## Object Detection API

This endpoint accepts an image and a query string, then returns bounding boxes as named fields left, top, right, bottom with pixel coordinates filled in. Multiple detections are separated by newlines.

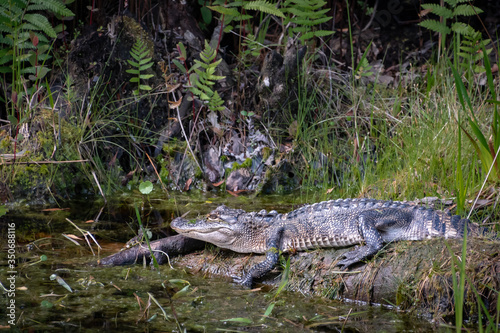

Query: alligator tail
left=449, top=215, right=495, bottom=238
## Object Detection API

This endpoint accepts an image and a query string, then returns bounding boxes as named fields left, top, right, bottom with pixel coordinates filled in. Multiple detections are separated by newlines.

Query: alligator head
left=171, top=205, right=274, bottom=254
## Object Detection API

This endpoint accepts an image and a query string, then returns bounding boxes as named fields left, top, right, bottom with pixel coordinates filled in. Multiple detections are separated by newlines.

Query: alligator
left=170, top=198, right=480, bottom=287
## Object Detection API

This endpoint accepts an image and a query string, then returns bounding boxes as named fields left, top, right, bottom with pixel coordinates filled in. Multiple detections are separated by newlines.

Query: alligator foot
left=232, top=273, right=253, bottom=288
left=336, top=245, right=379, bottom=269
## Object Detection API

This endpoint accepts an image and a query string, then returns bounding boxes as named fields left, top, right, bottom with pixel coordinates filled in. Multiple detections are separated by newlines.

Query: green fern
left=243, top=1, right=285, bottom=18
left=126, top=39, right=154, bottom=96
left=282, top=0, right=334, bottom=43
left=418, top=0, right=483, bottom=59
left=189, top=40, right=226, bottom=112
left=0, top=0, right=74, bottom=78
left=458, top=31, right=492, bottom=81
left=419, top=1, right=483, bottom=37
left=419, top=19, right=451, bottom=35
left=208, top=0, right=284, bottom=34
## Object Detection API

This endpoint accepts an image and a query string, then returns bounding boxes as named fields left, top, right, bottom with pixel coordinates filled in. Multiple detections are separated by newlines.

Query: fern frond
left=0, top=18, right=14, bottom=35
left=3, top=0, right=27, bottom=13
left=127, top=39, right=154, bottom=95
left=292, top=16, right=331, bottom=26
left=24, top=13, right=56, bottom=37
left=299, top=30, right=334, bottom=41
left=453, top=4, right=482, bottom=16
left=451, top=22, right=475, bottom=36
left=209, top=91, right=225, bottom=112
left=31, top=0, right=74, bottom=17
left=189, top=40, right=225, bottom=111
left=420, top=4, right=453, bottom=19
left=283, top=0, right=333, bottom=42
left=27, top=4, right=50, bottom=12
left=284, top=0, right=320, bottom=11
left=244, top=1, right=285, bottom=18
left=419, top=19, right=451, bottom=35
left=139, top=59, right=154, bottom=70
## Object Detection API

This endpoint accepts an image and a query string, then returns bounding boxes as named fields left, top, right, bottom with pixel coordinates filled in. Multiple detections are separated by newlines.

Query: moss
left=121, top=16, right=154, bottom=59
left=229, top=157, right=252, bottom=172
left=7, top=108, right=92, bottom=202
left=262, top=146, right=272, bottom=161
left=161, top=139, right=187, bottom=157
left=194, top=167, right=203, bottom=179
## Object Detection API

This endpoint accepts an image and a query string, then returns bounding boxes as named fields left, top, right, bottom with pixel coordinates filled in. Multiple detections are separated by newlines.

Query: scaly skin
left=171, top=198, right=478, bottom=287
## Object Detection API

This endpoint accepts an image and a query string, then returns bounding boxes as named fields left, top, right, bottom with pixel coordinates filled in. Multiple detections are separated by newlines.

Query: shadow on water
left=0, top=193, right=445, bottom=332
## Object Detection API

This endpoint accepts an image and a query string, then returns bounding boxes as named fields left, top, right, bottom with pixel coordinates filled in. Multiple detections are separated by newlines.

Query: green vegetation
left=188, top=40, right=225, bottom=113
left=282, top=0, right=334, bottom=43
left=418, top=0, right=483, bottom=58
left=0, top=0, right=74, bottom=116
left=126, top=39, right=154, bottom=96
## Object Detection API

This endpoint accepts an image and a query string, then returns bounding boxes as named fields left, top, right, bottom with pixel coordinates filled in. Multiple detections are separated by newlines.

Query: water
left=0, top=193, right=447, bottom=332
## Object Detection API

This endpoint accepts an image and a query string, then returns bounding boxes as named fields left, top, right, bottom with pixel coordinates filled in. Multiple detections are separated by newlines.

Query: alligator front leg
left=234, top=228, right=284, bottom=288
left=336, top=210, right=385, bottom=269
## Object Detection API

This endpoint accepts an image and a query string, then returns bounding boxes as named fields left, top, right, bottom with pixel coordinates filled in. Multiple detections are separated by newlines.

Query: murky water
left=0, top=193, right=449, bottom=331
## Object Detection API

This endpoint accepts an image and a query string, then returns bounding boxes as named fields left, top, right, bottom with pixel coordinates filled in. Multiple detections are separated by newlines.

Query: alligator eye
left=207, top=214, right=219, bottom=221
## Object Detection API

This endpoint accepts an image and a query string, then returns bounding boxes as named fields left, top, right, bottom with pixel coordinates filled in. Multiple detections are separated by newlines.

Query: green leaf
left=221, top=317, right=253, bottom=324
left=207, top=5, right=240, bottom=16
left=468, top=118, right=490, bottom=152
left=32, top=0, right=75, bottom=17
left=453, top=4, right=482, bottom=16
left=300, top=30, right=334, bottom=41
left=0, top=205, right=8, bottom=217
left=24, top=13, right=56, bottom=38
left=177, top=42, right=186, bottom=60
left=8, top=115, right=18, bottom=126
left=200, top=6, right=212, bottom=24
left=139, top=57, right=153, bottom=66
left=40, top=300, right=53, bottom=308
left=263, top=302, right=275, bottom=317
left=127, top=60, right=140, bottom=68
left=126, top=69, right=140, bottom=75
left=171, top=285, right=190, bottom=299
left=172, top=59, right=186, bottom=73
left=139, top=84, right=152, bottom=91
left=419, top=19, right=451, bottom=35
left=420, top=3, right=453, bottom=19
left=451, top=22, right=475, bottom=36
left=139, top=181, right=153, bottom=194
left=243, top=1, right=285, bottom=18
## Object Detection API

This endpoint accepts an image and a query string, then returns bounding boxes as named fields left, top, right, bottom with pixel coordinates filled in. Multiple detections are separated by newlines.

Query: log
left=99, top=234, right=205, bottom=266
left=172, top=237, right=500, bottom=323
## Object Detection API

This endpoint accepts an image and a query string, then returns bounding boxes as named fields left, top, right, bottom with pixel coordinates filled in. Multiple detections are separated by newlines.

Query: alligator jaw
left=171, top=217, right=238, bottom=248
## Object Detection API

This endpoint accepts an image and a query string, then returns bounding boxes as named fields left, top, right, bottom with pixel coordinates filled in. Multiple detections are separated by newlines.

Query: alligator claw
left=336, top=257, right=360, bottom=269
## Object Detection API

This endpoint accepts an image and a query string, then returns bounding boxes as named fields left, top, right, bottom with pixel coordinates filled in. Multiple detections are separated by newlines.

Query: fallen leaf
left=183, top=178, right=192, bottom=191
left=169, top=97, right=183, bottom=109
left=41, top=208, right=70, bottom=212
left=63, top=234, right=83, bottom=240
left=212, top=180, right=225, bottom=187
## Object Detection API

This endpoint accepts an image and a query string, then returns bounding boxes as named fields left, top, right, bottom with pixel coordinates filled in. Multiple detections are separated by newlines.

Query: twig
left=145, top=151, right=168, bottom=194
left=0, top=159, right=88, bottom=166
left=92, top=170, right=107, bottom=203
left=174, top=97, right=203, bottom=172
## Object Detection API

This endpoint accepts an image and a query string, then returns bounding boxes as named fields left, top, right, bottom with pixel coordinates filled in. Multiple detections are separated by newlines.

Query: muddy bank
left=171, top=237, right=500, bottom=323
